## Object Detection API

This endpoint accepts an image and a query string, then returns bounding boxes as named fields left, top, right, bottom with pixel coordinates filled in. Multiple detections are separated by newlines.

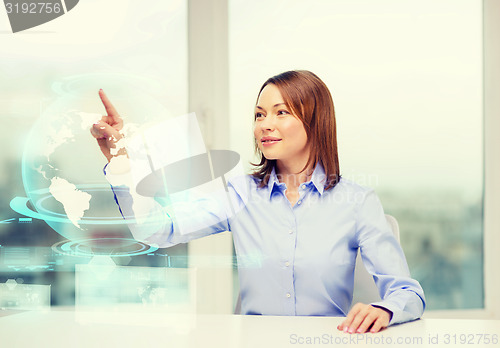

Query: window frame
left=190, top=0, right=500, bottom=318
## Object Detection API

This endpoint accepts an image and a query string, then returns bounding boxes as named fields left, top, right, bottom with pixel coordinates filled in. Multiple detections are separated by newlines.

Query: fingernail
left=357, top=328, right=362, bottom=333
left=343, top=327, right=348, bottom=333
left=348, top=328, right=354, bottom=334
left=370, top=329, right=376, bottom=333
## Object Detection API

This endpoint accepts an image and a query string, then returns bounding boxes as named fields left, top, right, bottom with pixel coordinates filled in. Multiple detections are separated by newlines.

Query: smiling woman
left=249, top=71, right=423, bottom=333
left=252, top=71, right=340, bottom=197
left=95, top=69, right=425, bottom=334
left=253, top=84, right=310, bottom=204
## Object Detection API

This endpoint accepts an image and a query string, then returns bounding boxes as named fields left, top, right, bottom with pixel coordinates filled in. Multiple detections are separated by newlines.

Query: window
left=0, top=0, right=188, bottom=305
left=229, top=0, right=483, bottom=310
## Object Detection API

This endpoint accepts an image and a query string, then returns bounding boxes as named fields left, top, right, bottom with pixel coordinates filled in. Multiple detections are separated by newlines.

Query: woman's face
left=253, top=84, right=310, bottom=167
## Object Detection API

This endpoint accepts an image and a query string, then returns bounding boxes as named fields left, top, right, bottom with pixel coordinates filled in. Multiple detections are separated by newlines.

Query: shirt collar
left=266, top=167, right=283, bottom=199
left=310, top=162, right=326, bottom=195
left=266, top=162, right=326, bottom=199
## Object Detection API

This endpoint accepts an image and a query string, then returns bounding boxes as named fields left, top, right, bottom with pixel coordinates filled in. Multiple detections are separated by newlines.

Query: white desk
left=0, top=309, right=499, bottom=347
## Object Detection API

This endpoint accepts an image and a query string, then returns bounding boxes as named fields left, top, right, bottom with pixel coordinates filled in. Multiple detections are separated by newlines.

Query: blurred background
left=0, top=0, right=494, bottom=317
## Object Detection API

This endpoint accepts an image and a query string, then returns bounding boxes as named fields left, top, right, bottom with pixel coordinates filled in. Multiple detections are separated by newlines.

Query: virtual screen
left=0, top=0, right=212, bottom=310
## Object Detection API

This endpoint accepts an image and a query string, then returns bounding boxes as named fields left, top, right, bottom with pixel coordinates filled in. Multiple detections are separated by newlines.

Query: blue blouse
left=108, top=163, right=425, bottom=326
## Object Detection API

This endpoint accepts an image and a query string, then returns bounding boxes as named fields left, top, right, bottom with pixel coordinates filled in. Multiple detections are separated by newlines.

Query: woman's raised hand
left=90, top=89, right=125, bottom=162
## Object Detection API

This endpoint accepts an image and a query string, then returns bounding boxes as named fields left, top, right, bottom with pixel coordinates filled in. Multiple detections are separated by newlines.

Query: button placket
left=282, top=204, right=298, bottom=315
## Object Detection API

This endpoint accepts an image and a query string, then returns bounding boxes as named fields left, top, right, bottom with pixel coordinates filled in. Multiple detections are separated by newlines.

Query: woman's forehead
left=256, top=84, right=285, bottom=107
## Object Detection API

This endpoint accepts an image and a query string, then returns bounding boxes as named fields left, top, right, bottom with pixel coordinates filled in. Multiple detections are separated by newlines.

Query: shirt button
left=301, top=184, right=306, bottom=189
left=286, top=293, right=291, bottom=298
left=297, top=200, right=302, bottom=205
left=285, top=261, right=290, bottom=267
left=288, top=229, right=293, bottom=234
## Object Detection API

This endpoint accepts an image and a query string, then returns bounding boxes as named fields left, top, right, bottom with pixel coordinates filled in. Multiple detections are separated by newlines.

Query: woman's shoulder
left=330, top=176, right=375, bottom=199
left=336, top=176, right=373, bottom=192
left=226, top=173, right=260, bottom=192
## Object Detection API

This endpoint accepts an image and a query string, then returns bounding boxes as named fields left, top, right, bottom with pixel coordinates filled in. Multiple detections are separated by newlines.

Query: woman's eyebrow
left=255, top=103, right=286, bottom=110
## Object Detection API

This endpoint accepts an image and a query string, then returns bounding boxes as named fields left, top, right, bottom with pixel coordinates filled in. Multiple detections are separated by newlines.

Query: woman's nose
left=260, top=115, right=275, bottom=131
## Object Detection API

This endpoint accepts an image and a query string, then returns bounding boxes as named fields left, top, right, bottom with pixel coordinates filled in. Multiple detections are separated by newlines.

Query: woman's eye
left=277, top=110, right=290, bottom=115
left=255, top=112, right=265, bottom=119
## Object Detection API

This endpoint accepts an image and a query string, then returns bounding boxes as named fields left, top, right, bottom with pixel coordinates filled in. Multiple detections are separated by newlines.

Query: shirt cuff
left=370, top=302, right=397, bottom=326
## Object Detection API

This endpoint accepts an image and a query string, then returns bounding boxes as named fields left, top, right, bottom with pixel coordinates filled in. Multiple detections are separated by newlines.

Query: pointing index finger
left=99, top=89, right=121, bottom=122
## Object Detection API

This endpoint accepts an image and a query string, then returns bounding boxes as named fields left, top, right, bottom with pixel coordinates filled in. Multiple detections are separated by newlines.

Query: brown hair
left=251, top=70, right=341, bottom=191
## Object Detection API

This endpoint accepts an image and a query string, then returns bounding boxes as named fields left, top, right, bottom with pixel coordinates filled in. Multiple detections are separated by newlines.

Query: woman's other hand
left=90, top=89, right=125, bottom=162
left=337, top=303, right=392, bottom=334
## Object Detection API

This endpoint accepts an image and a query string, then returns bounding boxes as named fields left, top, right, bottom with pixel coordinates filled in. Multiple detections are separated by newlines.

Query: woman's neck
left=276, top=160, right=314, bottom=191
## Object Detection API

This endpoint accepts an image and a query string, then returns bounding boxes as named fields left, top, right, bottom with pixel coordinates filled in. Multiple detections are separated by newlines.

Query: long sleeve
left=355, top=189, right=426, bottom=326
left=104, top=160, right=231, bottom=248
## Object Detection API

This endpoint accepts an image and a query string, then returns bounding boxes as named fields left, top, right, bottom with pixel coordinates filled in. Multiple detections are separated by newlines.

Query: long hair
left=251, top=70, right=341, bottom=191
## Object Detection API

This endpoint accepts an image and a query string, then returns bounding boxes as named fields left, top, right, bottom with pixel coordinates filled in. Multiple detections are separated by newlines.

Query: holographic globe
left=11, top=74, right=171, bottom=255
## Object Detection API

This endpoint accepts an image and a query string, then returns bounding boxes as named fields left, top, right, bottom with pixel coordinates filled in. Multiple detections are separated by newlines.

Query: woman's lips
left=261, top=138, right=282, bottom=146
